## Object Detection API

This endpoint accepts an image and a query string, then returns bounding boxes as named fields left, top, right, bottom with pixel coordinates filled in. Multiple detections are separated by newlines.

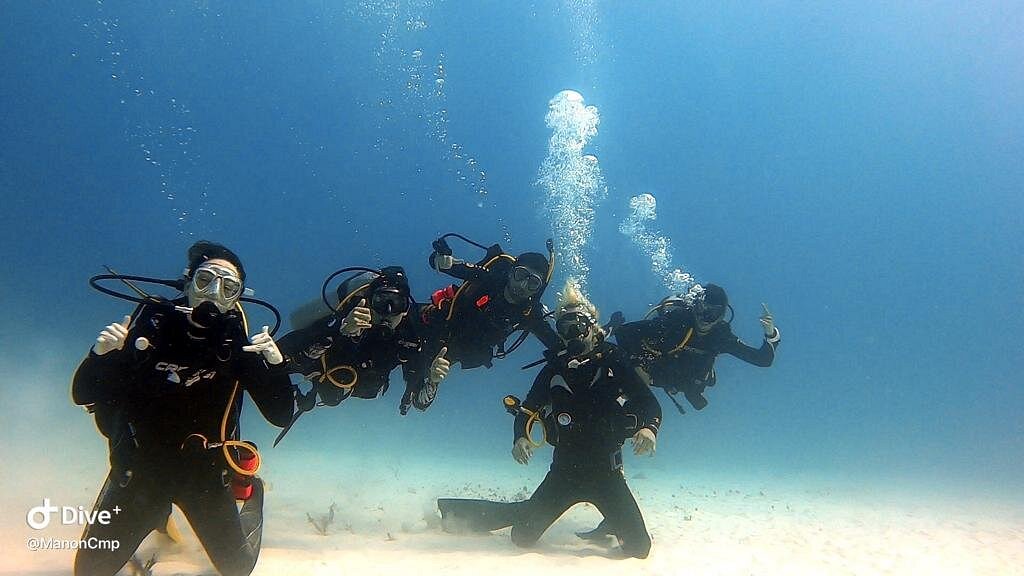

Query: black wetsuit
left=277, top=305, right=430, bottom=412
left=71, top=302, right=293, bottom=576
left=438, top=341, right=661, bottom=559
left=614, top=306, right=780, bottom=410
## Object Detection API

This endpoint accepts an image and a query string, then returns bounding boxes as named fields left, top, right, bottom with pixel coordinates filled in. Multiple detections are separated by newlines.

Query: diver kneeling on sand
left=437, top=279, right=661, bottom=559
left=72, top=241, right=294, bottom=576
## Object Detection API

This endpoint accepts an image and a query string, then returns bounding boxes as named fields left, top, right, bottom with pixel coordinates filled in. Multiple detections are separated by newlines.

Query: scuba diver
left=575, top=283, right=779, bottom=542
left=437, top=280, right=661, bottom=559
left=72, top=241, right=294, bottom=576
left=275, top=265, right=450, bottom=439
left=612, top=283, right=780, bottom=413
left=404, top=234, right=560, bottom=412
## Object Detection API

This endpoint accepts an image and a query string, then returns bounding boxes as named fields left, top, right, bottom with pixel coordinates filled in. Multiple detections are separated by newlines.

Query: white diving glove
left=631, top=428, right=657, bottom=456
left=93, top=315, right=132, bottom=356
left=434, top=254, right=457, bottom=270
left=428, top=346, right=450, bottom=385
left=760, top=303, right=779, bottom=340
left=243, top=325, right=284, bottom=365
left=512, top=437, right=534, bottom=465
left=340, top=299, right=373, bottom=336
left=416, top=347, right=449, bottom=407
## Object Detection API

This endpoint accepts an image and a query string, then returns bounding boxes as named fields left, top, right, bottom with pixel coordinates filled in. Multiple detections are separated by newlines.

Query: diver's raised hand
left=434, top=254, right=456, bottom=271
left=631, top=428, right=657, bottom=456
left=759, top=303, right=778, bottom=339
left=93, top=315, right=132, bottom=355
left=341, top=299, right=372, bottom=336
left=428, top=346, right=450, bottom=385
left=512, top=437, right=533, bottom=465
left=243, top=325, right=284, bottom=365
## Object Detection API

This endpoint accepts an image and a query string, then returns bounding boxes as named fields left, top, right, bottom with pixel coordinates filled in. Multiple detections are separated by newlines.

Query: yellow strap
left=668, top=327, right=694, bottom=356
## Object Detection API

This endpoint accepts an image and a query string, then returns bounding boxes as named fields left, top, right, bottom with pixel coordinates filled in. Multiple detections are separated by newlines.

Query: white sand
left=2, top=447, right=1022, bottom=576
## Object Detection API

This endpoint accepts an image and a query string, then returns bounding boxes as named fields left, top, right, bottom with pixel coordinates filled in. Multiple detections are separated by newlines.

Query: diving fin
left=238, top=477, right=264, bottom=553
left=437, top=498, right=522, bottom=533
left=274, top=389, right=316, bottom=447
left=273, top=412, right=300, bottom=447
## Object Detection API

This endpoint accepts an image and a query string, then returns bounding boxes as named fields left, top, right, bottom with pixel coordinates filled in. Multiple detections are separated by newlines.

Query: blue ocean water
left=1, top=0, right=1021, bottom=509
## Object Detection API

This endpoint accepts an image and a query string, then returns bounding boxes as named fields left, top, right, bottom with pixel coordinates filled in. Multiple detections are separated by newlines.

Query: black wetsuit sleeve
left=526, top=308, right=561, bottom=350
left=276, top=317, right=333, bottom=360
left=718, top=325, right=779, bottom=367
left=430, top=255, right=491, bottom=282
left=72, top=305, right=148, bottom=405
left=72, top=349, right=136, bottom=405
left=237, top=353, right=295, bottom=428
left=514, top=367, right=553, bottom=443
left=613, top=352, right=662, bottom=436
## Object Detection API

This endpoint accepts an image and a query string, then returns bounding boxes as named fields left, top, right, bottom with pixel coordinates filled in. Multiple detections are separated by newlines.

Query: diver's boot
left=576, top=518, right=615, bottom=541
left=238, top=476, right=265, bottom=552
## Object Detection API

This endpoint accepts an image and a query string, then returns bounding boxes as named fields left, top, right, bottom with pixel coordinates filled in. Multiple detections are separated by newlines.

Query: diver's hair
left=186, top=240, right=246, bottom=281
left=556, top=277, right=604, bottom=335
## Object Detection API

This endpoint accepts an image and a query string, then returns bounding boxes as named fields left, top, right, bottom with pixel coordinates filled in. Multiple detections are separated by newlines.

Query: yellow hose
left=335, top=282, right=372, bottom=313
left=321, top=362, right=358, bottom=389
left=505, top=396, right=546, bottom=448
left=220, top=303, right=260, bottom=477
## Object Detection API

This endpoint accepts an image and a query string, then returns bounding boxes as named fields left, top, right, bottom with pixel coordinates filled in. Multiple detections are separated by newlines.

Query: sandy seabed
left=2, top=447, right=1021, bottom=576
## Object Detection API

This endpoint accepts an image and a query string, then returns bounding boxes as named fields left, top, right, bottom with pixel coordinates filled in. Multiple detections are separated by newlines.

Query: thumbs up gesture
left=341, top=299, right=373, bottom=336
left=93, top=315, right=132, bottom=355
left=428, top=346, right=450, bottom=385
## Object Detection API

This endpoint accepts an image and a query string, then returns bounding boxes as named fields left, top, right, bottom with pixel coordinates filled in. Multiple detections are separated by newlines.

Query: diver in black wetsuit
left=72, top=242, right=294, bottom=576
left=437, top=281, right=661, bottom=559
left=613, top=283, right=780, bottom=412
left=403, top=235, right=560, bottom=411
left=576, top=283, right=780, bottom=542
left=276, top=266, right=449, bottom=427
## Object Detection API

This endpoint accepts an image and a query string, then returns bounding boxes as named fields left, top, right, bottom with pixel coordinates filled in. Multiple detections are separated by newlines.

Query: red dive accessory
left=232, top=448, right=260, bottom=500
left=431, top=285, right=457, bottom=308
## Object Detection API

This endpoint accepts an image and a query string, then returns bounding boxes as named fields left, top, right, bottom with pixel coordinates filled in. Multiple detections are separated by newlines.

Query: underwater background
left=1, top=0, right=1022, bottom=554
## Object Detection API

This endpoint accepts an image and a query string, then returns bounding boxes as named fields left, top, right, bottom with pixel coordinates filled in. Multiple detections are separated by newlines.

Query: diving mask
left=556, top=311, right=594, bottom=340
left=370, top=287, right=408, bottom=316
left=697, top=301, right=725, bottom=324
left=510, top=266, right=544, bottom=296
left=187, top=263, right=243, bottom=312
